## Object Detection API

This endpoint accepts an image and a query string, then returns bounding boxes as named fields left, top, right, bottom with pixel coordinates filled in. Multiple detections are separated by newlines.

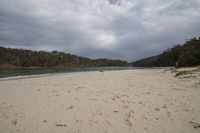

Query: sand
left=0, top=68, right=200, bottom=133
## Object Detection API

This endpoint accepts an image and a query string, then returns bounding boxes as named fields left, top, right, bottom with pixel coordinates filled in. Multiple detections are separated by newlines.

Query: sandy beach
left=0, top=68, right=200, bottom=133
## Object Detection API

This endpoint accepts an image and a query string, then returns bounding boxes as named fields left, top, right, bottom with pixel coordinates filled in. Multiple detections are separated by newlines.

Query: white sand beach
left=0, top=68, right=200, bottom=133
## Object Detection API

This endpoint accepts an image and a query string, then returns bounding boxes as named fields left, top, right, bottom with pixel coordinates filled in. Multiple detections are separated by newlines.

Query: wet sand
left=0, top=68, right=200, bottom=133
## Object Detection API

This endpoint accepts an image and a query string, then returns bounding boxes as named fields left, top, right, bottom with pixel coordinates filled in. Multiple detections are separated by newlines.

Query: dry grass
left=170, top=66, right=200, bottom=78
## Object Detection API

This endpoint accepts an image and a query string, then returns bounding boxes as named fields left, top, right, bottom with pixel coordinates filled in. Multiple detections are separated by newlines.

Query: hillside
left=0, top=47, right=131, bottom=68
left=133, top=37, right=200, bottom=67
left=131, top=55, right=159, bottom=67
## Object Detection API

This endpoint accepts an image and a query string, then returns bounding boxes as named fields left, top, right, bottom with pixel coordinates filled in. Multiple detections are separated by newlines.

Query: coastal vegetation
left=0, top=47, right=131, bottom=68
left=132, top=37, right=200, bottom=67
left=171, top=67, right=200, bottom=78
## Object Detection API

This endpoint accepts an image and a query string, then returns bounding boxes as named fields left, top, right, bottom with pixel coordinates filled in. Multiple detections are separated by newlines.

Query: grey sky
left=0, top=0, right=200, bottom=61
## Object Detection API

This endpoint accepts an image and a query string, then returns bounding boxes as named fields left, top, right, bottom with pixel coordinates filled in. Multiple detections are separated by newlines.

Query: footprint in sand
left=112, top=95, right=121, bottom=100
left=162, top=104, right=167, bottom=108
left=142, top=115, right=148, bottom=120
left=138, top=101, right=145, bottom=106
left=124, top=110, right=135, bottom=127
left=11, top=119, right=17, bottom=126
left=56, top=124, right=67, bottom=127
left=155, top=107, right=160, bottom=111
left=55, top=94, right=60, bottom=97
left=89, top=98, right=98, bottom=101
left=66, top=105, right=73, bottom=110
left=189, top=121, right=200, bottom=128
left=146, top=92, right=151, bottom=94
left=138, top=102, right=143, bottom=104
left=122, top=105, right=129, bottom=109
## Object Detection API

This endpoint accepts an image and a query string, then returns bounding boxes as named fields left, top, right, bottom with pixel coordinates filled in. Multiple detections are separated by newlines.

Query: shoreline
left=1, top=66, right=197, bottom=81
left=0, top=67, right=173, bottom=80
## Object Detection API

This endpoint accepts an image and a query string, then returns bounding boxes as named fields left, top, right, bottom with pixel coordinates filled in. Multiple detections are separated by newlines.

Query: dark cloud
left=0, top=0, right=199, bottom=61
left=108, top=0, right=120, bottom=5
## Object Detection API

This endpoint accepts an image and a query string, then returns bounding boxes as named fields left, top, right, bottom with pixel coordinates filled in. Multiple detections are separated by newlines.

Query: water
left=0, top=67, right=140, bottom=78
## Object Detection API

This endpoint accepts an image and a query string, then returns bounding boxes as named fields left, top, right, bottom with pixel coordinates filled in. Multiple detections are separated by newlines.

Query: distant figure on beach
left=176, top=61, right=179, bottom=67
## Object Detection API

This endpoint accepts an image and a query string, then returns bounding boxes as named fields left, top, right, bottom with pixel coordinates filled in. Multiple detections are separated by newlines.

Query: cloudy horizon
left=0, top=0, right=200, bottom=61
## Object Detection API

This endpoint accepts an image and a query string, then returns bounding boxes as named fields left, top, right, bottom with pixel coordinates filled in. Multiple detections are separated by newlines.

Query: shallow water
left=0, top=67, right=141, bottom=78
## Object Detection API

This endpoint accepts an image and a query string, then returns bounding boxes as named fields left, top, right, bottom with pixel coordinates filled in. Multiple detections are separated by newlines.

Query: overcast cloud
left=0, top=0, right=200, bottom=61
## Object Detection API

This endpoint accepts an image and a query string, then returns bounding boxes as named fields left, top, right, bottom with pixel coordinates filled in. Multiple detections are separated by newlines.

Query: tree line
left=132, top=37, right=200, bottom=67
left=0, top=47, right=131, bottom=68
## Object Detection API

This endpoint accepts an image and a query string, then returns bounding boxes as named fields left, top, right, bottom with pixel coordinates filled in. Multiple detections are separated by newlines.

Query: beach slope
left=0, top=68, right=200, bottom=133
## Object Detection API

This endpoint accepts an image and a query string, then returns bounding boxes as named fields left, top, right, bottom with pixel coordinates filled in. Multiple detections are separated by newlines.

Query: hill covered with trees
left=132, top=37, right=200, bottom=67
left=0, top=47, right=131, bottom=68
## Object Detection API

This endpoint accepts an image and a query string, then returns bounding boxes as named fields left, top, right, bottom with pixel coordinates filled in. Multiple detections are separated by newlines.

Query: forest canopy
left=132, top=37, right=200, bottom=67
left=0, top=47, right=131, bottom=68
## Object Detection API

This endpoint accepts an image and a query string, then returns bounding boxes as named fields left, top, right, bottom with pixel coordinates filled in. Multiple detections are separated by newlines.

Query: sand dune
left=0, top=68, right=200, bottom=133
